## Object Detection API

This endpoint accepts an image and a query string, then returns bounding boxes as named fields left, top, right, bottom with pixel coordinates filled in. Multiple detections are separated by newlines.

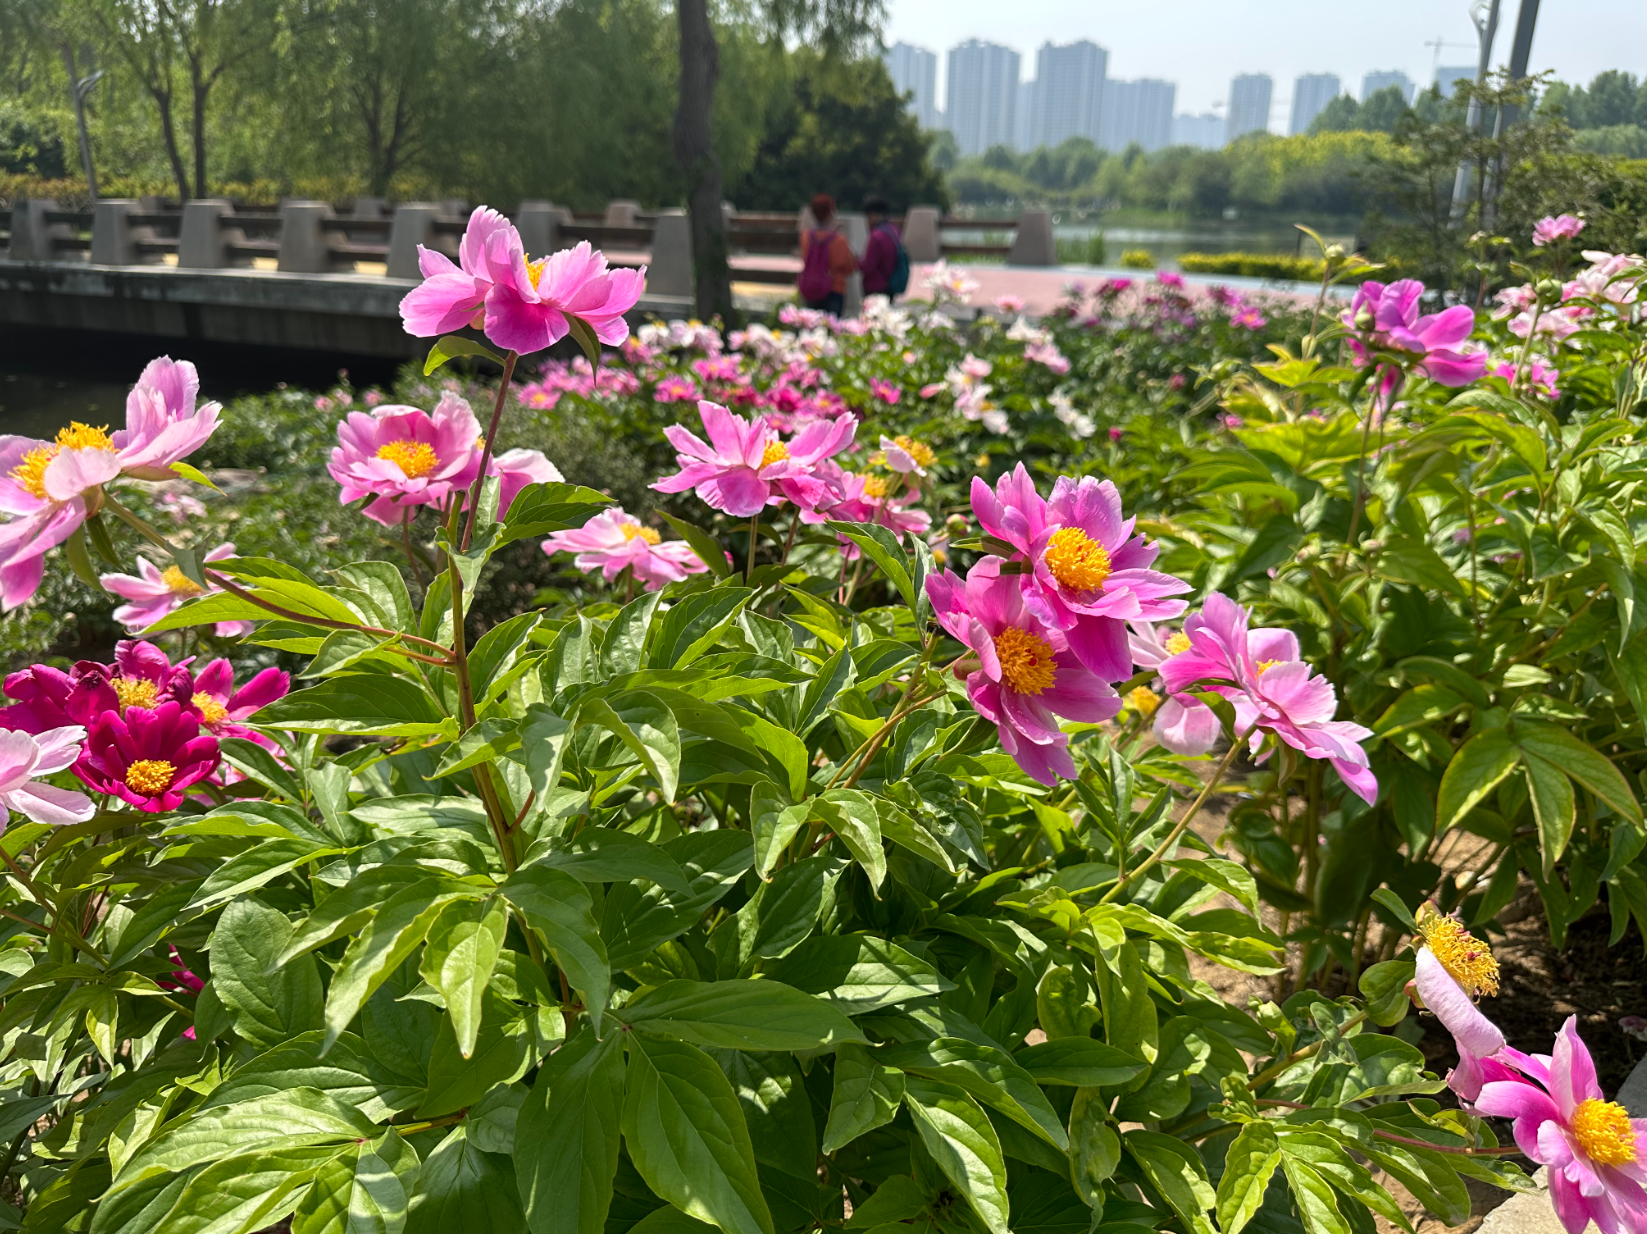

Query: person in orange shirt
left=797, top=193, right=857, bottom=316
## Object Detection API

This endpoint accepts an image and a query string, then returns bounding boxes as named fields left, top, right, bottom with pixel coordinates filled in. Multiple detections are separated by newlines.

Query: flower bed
left=0, top=212, right=1641, bottom=1234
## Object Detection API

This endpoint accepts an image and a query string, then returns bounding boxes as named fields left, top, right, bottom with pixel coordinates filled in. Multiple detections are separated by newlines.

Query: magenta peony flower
left=1128, top=622, right=1222, bottom=755
left=112, top=357, right=223, bottom=481
left=970, top=464, right=1190, bottom=682
left=1474, top=1018, right=1647, bottom=1234
left=328, top=393, right=483, bottom=526
left=869, top=379, right=901, bottom=405
left=1160, top=592, right=1377, bottom=804
left=1342, top=278, right=1486, bottom=387
left=654, top=375, right=700, bottom=404
left=0, top=726, right=95, bottom=827
left=0, top=641, right=197, bottom=750
left=78, top=699, right=220, bottom=812
left=1533, top=215, right=1586, bottom=246
left=1490, top=359, right=1561, bottom=397
left=189, top=658, right=290, bottom=746
left=398, top=206, right=516, bottom=337
left=543, top=507, right=711, bottom=590
left=651, top=401, right=855, bottom=518
left=926, top=557, right=1121, bottom=785
left=482, top=238, right=645, bottom=355
left=101, top=542, right=251, bottom=637
left=1157, top=270, right=1185, bottom=289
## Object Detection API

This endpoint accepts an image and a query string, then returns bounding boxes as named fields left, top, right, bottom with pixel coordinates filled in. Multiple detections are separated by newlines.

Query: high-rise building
left=1031, top=40, right=1108, bottom=148
left=946, top=39, right=1021, bottom=156
left=1014, top=80, right=1037, bottom=150
left=1289, top=73, right=1341, bottom=135
left=884, top=42, right=939, bottom=129
left=1435, top=65, right=1477, bottom=95
left=1099, top=79, right=1176, bottom=153
left=1362, top=69, right=1415, bottom=103
left=1172, top=112, right=1224, bottom=149
left=1226, top=74, right=1273, bottom=141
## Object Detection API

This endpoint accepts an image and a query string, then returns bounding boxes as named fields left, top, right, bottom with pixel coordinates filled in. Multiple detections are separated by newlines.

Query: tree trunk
left=156, top=90, right=191, bottom=202
left=190, top=58, right=209, bottom=198
left=58, top=42, right=99, bottom=198
left=672, top=0, right=734, bottom=323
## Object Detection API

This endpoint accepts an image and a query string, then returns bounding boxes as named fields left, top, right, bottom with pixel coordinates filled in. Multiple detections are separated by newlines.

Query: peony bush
left=0, top=207, right=1639, bottom=1233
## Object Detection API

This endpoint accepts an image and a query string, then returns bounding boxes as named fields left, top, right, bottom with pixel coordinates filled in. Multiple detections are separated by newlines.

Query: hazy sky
left=884, top=0, right=1647, bottom=124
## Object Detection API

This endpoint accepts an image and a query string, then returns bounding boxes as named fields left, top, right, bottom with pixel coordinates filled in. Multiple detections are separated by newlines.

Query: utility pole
left=1481, top=0, right=1539, bottom=227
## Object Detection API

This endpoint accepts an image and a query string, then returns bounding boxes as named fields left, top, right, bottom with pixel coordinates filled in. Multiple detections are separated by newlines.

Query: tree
left=729, top=50, right=945, bottom=211
left=1309, top=93, right=1361, bottom=133
left=673, top=0, right=882, bottom=322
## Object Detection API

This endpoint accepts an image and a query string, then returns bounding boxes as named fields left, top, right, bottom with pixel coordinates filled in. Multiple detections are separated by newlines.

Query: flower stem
left=0, top=848, right=105, bottom=964
left=1249, top=1009, right=1369, bottom=1088
left=746, top=513, right=760, bottom=584
left=1100, top=732, right=1248, bottom=904
left=461, top=350, right=519, bottom=552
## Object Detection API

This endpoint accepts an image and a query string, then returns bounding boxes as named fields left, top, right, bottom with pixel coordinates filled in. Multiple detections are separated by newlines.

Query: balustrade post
left=7, top=199, right=72, bottom=262
left=386, top=204, right=444, bottom=280
left=517, top=201, right=571, bottom=258
left=648, top=208, right=693, bottom=299
left=1008, top=208, right=1055, bottom=267
left=178, top=200, right=239, bottom=269
left=91, top=200, right=143, bottom=265
left=902, top=206, right=942, bottom=263
left=278, top=200, right=337, bottom=274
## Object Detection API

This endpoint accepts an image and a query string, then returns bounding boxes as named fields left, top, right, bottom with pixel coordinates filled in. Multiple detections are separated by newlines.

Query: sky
left=883, top=0, right=1647, bottom=126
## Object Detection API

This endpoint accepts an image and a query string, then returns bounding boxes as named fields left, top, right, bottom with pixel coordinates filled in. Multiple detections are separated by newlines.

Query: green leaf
left=660, top=514, right=731, bottom=579
left=901, top=1077, right=1010, bottom=1234
left=499, top=866, right=611, bottom=1033
left=565, top=315, right=602, bottom=369
left=825, top=520, right=919, bottom=614
left=751, top=784, right=807, bottom=879
left=418, top=993, right=533, bottom=1117
left=735, top=855, right=839, bottom=963
left=1370, top=889, right=1417, bottom=932
left=882, top=1037, right=1067, bottom=1150
left=579, top=692, right=682, bottom=803
left=715, top=1051, right=816, bottom=1179
left=797, top=643, right=858, bottom=737
left=1358, top=960, right=1416, bottom=1027
left=518, top=1030, right=625, bottom=1234
left=418, top=898, right=508, bottom=1058
left=303, top=629, right=399, bottom=678
left=818, top=789, right=885, bottom=891
left=1012, top=1038, right=1146, bottom=1088
left=617, top=979, right=865, bottom=1050
left=765, top=934, right=953, bottom=1013
left=1123, top=1130, right=1216, bottom=1234
left=1069, top=1087, right=1121, bottom=1206
left=209, top=898, right=325, bottom=1050
left=187, top=839, right=345, bottom=911
left=622, top=1034, right=774, bottom=1234
left=334, top=560, right=416, bottom=633
left=1435, top=728, right=1519, bottom=831
left=257, top=675, right=452, bottom=738
left=821, top=1042, right=905, bottom=1153
left=649, top=589, right=753, bottom=670
left=148, top=1143, right=346, bottom=1234
left=1160, top=857, right=1259, bottom=916
left=1522, top=752, right=1577, bottom=871
left=1215, top=1121, right=1280, bottom=1234
left=406, top=1125, right=523, bottom=1232
left=1514, top=721, right=1643, bottom=824
left=499, top=483, right=616, bottom=547
left=423, top=333, right=507, bottom=375
left=1280, top=1158, right=1351, bottom=1234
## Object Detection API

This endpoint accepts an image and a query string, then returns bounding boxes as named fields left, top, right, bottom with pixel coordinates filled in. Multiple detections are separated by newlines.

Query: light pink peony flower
left=488, top=449, right=561, bottom=516
left=1474, top=1018, right=1647, bottom=1234
left=879, top=435, right=934, bottom=477
left=112, top=357, right=222, bottom=481
left=101, top=543, right=251, bottom=637
left=482, top=238, right=646, bottom=355
left=0, top=425, right=124, bottom=610
left=328, top=393, right=483, bottom=526
left=1160, top=592, right=1377, bottom=804
left=1128, top=622, right=1221, bottom=755
left=994, top=294, right=1025, bottom=313
left=655, top=375, right=699, bottom=404
left=1024, top=341, right=1071, bottom=374
left=869, top=379, right=901, bottom=405
left=651, top=401, right=855, bottom=518
left=1342, top=278, right=1486, bottom=387
left=0, top=725, right=95, bottom=827
left=543, top=507, right=710, bottom=590
left=1532, top=214, right=1585, bottom=246
left=926, top=557, right=1121, bottom=785
left=398, top=206, right=516, bottom=337
left=1490, top=359, right=1561, bottom=397
left=971, top=464, right=1190, bottom=682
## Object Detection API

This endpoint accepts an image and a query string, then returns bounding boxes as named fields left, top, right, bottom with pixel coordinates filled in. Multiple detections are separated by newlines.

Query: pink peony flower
left=543, top=507, right=710, bottom=590
left=1108, top=427, right=1124, bottom=442
left=970, top=464, right=1190, bottom=682
left=78, top=699, right=220, bottom=812
left=994, top=294, right=1025, bottom=313
left=869, top=379, right=901, bottom=405
left=926, top=557, right=1121, bottom=785
left=398, top=206, right=516, bottom=337
left=1157, top=270, right=1185, bottom=289
left=1490, top=359, right=1561, bottom=397
left=651, top=401, right=855, bottom=518
left=1342, top=278, right=1486, bottom=387
left=189, top=658, right=290, bottom=746
left=879, top=435, right=934, bottom=477
left=112, top=357, right=223, bottom=481
left=1532, top=215, right=1585, bottom=246
left=0, top=725, right=95, bottom=827
left=157, top=491, right=207, bottom=524
left=1128, top=622, right=1222, bottom=755
left=1231, top=305, right=1267, bottom=329
left=101, top=543, right=252, bottom=638
left=488, top=449, right=561, bottom=515
left=1160, top=592, right=1377, bottom=804
left=0, top=424, right=125, bottom=610
left=655, top=375, right=700, bottom=404
left=482, top=238, right=645, bottom=355
left=827, top=472, right=932, bottom=553
left=1024, top=342, right=1071, bottom=374
left=328, top=393, right=483, bottom=526
left=0, top=640, right=189, bottom=738
left=1474, top=1018, right=1647, bottom=1234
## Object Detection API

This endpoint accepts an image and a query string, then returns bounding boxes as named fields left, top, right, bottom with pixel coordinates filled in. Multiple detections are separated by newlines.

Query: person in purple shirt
left=860, top=195, right=901, bottom=299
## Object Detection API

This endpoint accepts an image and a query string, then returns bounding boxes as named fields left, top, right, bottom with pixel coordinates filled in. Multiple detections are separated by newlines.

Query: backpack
left=883, top=224, right=911, bottom=297
left=798, top=229, right=836, bottom=303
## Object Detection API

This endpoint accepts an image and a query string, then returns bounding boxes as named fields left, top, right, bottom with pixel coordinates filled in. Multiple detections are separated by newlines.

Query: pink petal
left=1414, top=948, right=1505, bottom=1058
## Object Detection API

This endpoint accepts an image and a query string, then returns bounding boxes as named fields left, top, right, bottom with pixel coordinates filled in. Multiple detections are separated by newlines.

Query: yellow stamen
left=162, top=566, right=205, bottom=597
left=861, top=476, right=889, bottom=499
left=894, top=435, right=936, bottom=467
left=1129, top=686, right=1160, bottom=716
left=124, top=759, right=176, bottom=795
left=525, top=257, right=548, bottom=290
left=56, top=422, right=114, bottom=452
left=1416, top=904, right=1499, bottom=999
left=1043, top=527, right=1112, bottom=592
left=1257, top=659, right=1282, bottom=675
left=995, top=626, right=1057, bottom=695
left=112, top=677, right=161, bottom=711
left=191, top=693, right=229, bottom=727
left=376, top=440, right=440, bottom=479
left=11, top=446, right=57, bottom=501
left=1572, top=1099, right=1637, bottom=1167
left=760, top=441, right=790, bottom=468
left=621, top=523, right=662, bottom=545
left=1165, top=632, right=1192, bottom=655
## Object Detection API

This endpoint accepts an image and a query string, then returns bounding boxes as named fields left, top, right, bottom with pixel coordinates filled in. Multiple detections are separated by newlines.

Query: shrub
left=1177, top=251, right=1327, bottom=281
left=1119, top=247, right=1154, bottom=268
